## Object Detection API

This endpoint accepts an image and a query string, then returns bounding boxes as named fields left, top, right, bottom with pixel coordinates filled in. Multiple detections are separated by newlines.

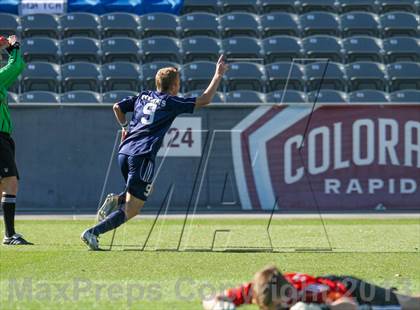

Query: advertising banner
left=232, top=105, right=420, bottom=211
left=20, top=0, right=66, bottom=15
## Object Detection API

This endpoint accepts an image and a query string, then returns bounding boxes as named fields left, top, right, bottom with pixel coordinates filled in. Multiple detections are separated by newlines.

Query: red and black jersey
left=224, top=272, right=351, bottom=307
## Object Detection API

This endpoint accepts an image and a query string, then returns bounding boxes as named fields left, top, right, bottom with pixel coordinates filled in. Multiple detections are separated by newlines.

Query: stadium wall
left=9, top=103, right=420, bottom=214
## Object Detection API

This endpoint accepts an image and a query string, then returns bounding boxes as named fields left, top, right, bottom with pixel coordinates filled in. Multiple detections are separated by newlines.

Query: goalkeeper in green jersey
left=0, top=35, right=32, bottom=245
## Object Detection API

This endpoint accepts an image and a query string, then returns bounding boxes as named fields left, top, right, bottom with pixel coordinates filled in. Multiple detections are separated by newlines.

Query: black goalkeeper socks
left=1, top=194, right=16, bottom=237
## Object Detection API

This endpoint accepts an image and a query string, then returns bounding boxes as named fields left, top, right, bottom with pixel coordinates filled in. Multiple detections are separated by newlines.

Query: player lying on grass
left=203, top=265, right=420, bottom=310
left=0, top=35, right=32, bottom=245
left=81, top=55, right=229, bottom=250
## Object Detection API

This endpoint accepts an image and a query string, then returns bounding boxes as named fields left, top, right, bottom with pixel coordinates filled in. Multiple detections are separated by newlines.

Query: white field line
left=6, top=213, right=420, bottom=220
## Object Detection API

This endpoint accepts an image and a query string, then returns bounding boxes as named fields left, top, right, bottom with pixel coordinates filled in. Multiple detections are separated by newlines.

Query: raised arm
left=0, top=36, right=26, bottom=90
left=196, top=55, right=229, bottom=108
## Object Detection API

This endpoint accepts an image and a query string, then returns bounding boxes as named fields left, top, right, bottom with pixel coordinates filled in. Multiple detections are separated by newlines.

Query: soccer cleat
left=80, top=229, right=99, bottom=251
left=96, top=193, right=121, bottom=222
left=3, top=233, right=33, bottom=245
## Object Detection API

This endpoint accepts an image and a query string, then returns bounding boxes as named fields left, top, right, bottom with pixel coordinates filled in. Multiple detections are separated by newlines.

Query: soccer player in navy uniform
left=81, top=55, right=229, bottom=250
left=0, top=35, right=32, bottom=245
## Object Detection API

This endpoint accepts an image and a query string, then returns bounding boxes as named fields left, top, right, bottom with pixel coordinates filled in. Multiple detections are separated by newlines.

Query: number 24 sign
left=157, top=117, right=202, bottom=157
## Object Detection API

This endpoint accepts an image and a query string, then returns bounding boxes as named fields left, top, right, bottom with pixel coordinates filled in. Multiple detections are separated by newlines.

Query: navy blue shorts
left=118, top=154, right=154, bottom=201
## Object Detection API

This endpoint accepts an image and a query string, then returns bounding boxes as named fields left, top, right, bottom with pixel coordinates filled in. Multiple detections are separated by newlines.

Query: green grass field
left=1, top=217, right=419, bottom=309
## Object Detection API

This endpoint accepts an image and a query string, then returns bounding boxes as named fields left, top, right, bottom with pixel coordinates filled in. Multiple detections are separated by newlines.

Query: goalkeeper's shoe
left=3, top=233, right=33, bottom=245
left=97, top=193, right=120, bottom=222
left=81, top=229, right=99, bottom=251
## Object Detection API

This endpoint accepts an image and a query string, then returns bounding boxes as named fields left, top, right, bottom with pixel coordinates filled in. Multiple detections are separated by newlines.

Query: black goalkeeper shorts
left=325, top=275, right=400, bottom=307
left=0, top=132, right=19, bottom=179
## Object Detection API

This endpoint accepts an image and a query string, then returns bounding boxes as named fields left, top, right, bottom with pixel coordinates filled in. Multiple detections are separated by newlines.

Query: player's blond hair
left=253, top=265, right=293, bottom=310
left=155, top=67, right=179, bottom=93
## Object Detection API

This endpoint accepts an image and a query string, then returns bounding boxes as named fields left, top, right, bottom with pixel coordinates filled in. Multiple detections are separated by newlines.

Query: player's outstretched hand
left=7, top=35, right=17, bottom=47
left=215, top=55, right=229, bottom=77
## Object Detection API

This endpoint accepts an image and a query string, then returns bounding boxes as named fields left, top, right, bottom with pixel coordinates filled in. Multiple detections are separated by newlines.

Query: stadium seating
left=300, top=0, right=338, bottom=13
left=102, top=90, right=138, bottom=103
left=181, top=37, right=221, bottom=62
left=219, top=0, right=259, bottom=14
left=389, top=90, right=420, bottom=102
left=141, top=61, right=180, bottom=90
left=0, top=13, right=19, bottom=37
left=21, top=38, right=60, bottom=63
left=21, top=62, right=61, bottom=93
left=346, top=62, right=388, bottom=91
left=383, top=37, right=420, bottom=63
left=379, top=0, right=419, bottom=13
left=305, top=61, right=347, bottom=91
left=140, top=13, right=179, bottom=38
left=180, top=13, right=219, bottom=37
left=219, top=13, right=260, bottom=38
left=308, top=90, right=348, bottom=103
left=184, top=90, right=225, bottom=103
left=19, top=91, right=60, bottom=104
left=102, top=62, right=141, bottom=92
left=181, top=0, right=219, bottom=14
left=265, top=62, right=305, bottom=91
left=8, top=80, right=19, bottom=94
left=341, top=12, right=381, bottom=37
left=224, top=62, right=266, bottom=92
left=222, top=37, right=262, bottom=60
left=225, top=90, right=266, bottom=103
left=302, top=35, right=344, bottom=62
left=260, top=12, right=300, bottom=37
left=20, top=14, right=60, bottom=38
left=266, top=90, right=307, bottom=103
left=380, top=12, right=420, bottom=37
left=101, top=37, right=140, bottom=63
left=61, top=37, right=101, bottom=63
left=343, top=36, right=384, bottom=63
left=181, top=61, right=216, bottom=92
left=61, top=91, right=102, bottom=104
left=300, top=12, right=340, bottom=36
left=8, top=92, right=18, bottom=104
left=141, top=36, right=181, bottom=63
left=60, top=13, right=101, bottom=38
left=262, top=36, right=303, bottom=63
left=61, top=62, right=102, bottom=92
left=348, top=90, right=390, bottom=103
left=339, top=0, right=379, bottom=13
left=387, top=62, right=420, bottom=91
left=100, top=13, right=140, bottom=38
left=2, top=0, right=419, bottom=104
left=260, top=0, right=298, bottom=13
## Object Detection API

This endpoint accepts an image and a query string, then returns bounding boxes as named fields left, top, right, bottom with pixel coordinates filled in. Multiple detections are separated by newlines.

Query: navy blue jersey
left=117, top=91, right=196, bottom=157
